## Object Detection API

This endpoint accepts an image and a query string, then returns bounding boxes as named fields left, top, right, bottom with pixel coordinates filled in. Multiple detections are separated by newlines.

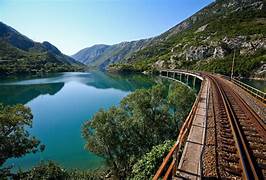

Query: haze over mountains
left=0, top=22, right=83, bottom=75
left=72, top=0, right=266, bottom=78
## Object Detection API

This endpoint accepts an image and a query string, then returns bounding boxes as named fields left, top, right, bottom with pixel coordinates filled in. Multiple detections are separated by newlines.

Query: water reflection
left=87, top=71, right=155, bottom=91
left=0, top=83, right=64, bottom=105
left=0, top=71, right=155, bottom=105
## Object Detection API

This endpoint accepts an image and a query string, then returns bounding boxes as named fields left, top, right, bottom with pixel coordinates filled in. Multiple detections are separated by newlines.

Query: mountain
left=72, top=44, right=110, bottom=65
left=0, top=22, right=83, bottom=76
left=74, top=0, right=266, bottom=78
left=112, top=0, right=266, bottom=78
left=72, top=39, right=151, bottom=69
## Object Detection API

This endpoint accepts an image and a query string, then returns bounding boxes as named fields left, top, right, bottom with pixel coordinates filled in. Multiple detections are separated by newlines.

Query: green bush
left=130, top=140, right=175, bottom=180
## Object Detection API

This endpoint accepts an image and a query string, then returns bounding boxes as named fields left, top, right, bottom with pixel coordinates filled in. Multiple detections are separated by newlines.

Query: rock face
left=225, top=36, right=266, bottom=54
left=254, top=64, right=266, bottom=79
left=156, top=33, right=266, bottom=73
left=195, top=24, right=208, bottom=33
left=154, top=60, right=166, bottom=69
left=185, top=46, right=214, bottom=61
left=213, top=46, right=227, bottom=58
left=170, top=35, right=266, bottom=61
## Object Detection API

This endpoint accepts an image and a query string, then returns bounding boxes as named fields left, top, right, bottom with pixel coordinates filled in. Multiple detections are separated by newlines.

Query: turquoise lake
left=0, top=71, right=157, bottom=171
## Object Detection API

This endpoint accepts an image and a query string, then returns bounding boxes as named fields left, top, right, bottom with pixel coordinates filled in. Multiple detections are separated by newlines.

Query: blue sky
left=0, top=0, right=213, bottom=55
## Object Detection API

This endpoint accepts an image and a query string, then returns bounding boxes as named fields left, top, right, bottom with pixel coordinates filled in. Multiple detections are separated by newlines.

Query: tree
left=82, top=84, right=195, bottom=178
left=82, top=107, right=128, bottom=177
left=120, top=85, right=176, bottom=150
left=0, top=104, right=44, bottom=176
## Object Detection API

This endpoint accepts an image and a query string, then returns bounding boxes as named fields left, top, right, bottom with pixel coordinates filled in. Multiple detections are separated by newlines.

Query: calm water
left=240, top=79, right=266, bottom=92
left=0, top=71, right=156, bottom=171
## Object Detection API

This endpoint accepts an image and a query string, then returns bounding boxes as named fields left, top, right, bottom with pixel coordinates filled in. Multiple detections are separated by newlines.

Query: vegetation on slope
left=0, top=41, right=84, bottom=76
left=130, top=140, right=175, bottom=180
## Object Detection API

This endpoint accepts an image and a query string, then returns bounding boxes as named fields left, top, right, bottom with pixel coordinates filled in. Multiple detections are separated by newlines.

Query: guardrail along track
left=205, top=74, right=266, bottom=179
left=231, top=78, right=266, bottom=104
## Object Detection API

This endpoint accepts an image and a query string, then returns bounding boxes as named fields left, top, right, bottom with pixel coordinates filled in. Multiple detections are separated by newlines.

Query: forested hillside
left=0, top=22, right=84, bottom=76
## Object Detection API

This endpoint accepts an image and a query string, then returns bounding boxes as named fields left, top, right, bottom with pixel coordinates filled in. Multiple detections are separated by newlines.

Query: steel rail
left=154, top=71, right=263, bottom=179
left=207, top=74, right=260, bottom=179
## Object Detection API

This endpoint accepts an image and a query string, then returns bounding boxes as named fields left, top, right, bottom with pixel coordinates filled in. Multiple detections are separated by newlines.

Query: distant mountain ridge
left=72, top=39, right=152, bottom=69
left=73, top=0, right=265, bottom=78
left=72, top=44, right=110, bottom=64
left=0, top=22, right=83, bottom=75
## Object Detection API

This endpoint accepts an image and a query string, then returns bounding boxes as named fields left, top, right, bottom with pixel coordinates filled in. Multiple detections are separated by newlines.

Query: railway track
left=204, top=74, right=266, bottom=179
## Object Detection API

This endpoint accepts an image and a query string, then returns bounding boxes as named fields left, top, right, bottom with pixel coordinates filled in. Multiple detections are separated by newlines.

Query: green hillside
left=108, top=0, right=266, bottom=78
left=0, top=22, right=84, bottom=76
